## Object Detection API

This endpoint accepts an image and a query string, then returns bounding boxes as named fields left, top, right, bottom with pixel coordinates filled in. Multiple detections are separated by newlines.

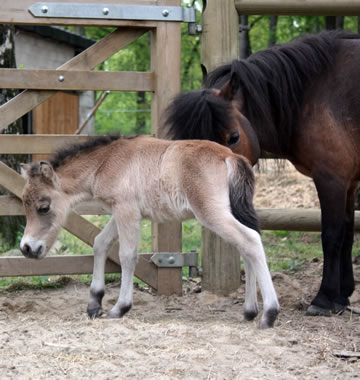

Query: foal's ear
left=20, top=163, right=31, bottom=179
left=39, top=161, right=54, bottom=181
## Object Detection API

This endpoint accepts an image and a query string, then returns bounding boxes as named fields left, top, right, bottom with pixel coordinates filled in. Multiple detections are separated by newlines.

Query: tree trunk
left=325, top=16, right=344, bottom=30
left=239, top=15, right=251, bottom=59
left=0, top=25, right=27, bottom=247
left=268, top=16, right=278, bottom=48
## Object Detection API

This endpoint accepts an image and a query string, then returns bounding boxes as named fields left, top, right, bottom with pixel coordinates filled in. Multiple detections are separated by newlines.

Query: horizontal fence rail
left=234, top=0, right=360, bottom=15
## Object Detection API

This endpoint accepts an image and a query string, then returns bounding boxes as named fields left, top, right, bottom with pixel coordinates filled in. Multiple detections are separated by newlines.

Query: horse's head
left=164, top=86, right=260, bottom=165
left=19, top=161, right=67, bottom=259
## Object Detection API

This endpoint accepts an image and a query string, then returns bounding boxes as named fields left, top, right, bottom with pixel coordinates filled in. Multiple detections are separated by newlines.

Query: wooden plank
left=0, top=27, right=149, bottom=131
left=3, top=197, right=360, bottom=232
left=201, top=227, right=242, bottom=295
left=234, top=0, right=360, bottom=15
left=0, top=0, right=158, bottom=26
left=0, top=253, right=156, bottom=287
left=0, top=255, right=120, bottom=277
left=150, top=3, right=182, bottom=296
left=201, top=0, right=239, bottom=73
left=33, top=92, right=79, bottom=161
left=0, top=69, right=154, bottom=92
left=0, top=135, right=89, bottom=154
left=200, top=0, right=241, bottom=296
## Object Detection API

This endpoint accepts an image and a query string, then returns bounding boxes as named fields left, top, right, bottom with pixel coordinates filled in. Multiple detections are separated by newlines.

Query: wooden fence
left=0, top=0, right=183, bottom=296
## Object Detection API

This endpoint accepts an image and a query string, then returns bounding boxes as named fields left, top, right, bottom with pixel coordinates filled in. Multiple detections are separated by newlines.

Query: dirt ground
left=1, top=161, right=360, bottom=380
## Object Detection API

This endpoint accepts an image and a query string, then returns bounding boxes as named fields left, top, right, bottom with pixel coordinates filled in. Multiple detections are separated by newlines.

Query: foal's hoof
left=106, top=304, right=132, bottom=319
left=259, top=307, right=279, bottom=329
left=244, top=308, right=258, bottom=321
left=87, top=307, right=103, bottom=319
left=305, top=305, right=331, bottom=317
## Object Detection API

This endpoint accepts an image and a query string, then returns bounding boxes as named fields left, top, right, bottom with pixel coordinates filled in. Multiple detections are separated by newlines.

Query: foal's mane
left=206, top=30, right=360, bottom=154
left=49, top=135, right=123, bottom=170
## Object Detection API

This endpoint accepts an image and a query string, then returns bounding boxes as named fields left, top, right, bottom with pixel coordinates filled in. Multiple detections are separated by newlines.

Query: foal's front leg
left=87, top=217, right=118, bottom=318
left=107, top=209, right=140, bottom=318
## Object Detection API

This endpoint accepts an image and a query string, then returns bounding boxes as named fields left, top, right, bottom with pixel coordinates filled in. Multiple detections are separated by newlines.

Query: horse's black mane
left=164, top=89, right=232, bottom=144
left=205, top=30, right=360, bottom=154
left=49, top=135, right=123, bottom=170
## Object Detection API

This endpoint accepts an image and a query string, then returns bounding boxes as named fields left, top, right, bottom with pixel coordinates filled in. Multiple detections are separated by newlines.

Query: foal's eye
left=227, top=132, right=240, bottom=146
left=38, top=205, right=50, bottom=214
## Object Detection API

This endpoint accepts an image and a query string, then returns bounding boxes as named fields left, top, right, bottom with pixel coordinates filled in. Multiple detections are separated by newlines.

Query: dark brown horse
left=164, top=30, right=360, bottom=317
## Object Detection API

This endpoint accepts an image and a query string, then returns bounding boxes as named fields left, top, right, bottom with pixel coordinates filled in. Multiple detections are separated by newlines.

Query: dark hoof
left=305, top=305, right=331, bottom=317
left=259, top=307, right=279, bottom=329
left=106, top=304, right=132, bottom=319
left=87, top=307, right=103, bottom=319
left=333, top=303, right=348, bottom=315
left=244, top=309, right=258, bottom=321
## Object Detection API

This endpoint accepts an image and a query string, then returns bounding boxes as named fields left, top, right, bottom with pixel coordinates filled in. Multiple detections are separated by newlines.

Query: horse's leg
left=335, top=183, right=357, bottom=311
left=107, top=208, right=140, bottom=319
left=87, top=217, right=118, bottom=318
left=307, top=173, right=349, bottom=315
left=196, top=210, right=279, bottom=328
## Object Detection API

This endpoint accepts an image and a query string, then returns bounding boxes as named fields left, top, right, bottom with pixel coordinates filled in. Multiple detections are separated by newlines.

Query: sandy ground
left=1, top=160, right=360, bottom=380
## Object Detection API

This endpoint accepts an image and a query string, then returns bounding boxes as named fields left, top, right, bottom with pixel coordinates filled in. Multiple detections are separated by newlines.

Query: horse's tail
left=226, top=156, right=259, bottom=233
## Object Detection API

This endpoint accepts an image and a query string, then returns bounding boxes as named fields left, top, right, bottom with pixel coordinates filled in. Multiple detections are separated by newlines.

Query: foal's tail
left=226, top=156, right=259, bottom=233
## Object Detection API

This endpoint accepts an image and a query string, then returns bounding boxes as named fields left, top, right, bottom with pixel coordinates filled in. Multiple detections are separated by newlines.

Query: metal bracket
left=151, top=250, right=198, bottom=268
left=29, top=3, right=196, bottom=23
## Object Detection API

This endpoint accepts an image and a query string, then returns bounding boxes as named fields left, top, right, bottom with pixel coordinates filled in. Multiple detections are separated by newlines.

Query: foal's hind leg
left=107, top=207, right=141, bottom=318
left=88, top=217, right=118, bottom=318
left=196, top=210, right=279, bottom=328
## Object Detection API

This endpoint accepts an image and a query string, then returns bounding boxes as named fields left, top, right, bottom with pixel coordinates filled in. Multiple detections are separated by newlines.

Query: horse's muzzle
left=20, top=239, right=45, bottom=259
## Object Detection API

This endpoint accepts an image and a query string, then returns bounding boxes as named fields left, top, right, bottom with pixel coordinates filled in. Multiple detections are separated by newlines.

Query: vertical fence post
left=150, top=0, right=182, bottom=296
left=201, top=0, right=241, bottom=295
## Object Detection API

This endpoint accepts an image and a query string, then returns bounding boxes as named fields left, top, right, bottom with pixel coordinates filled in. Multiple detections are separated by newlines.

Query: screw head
left=58, top=75, right=65, bottom=82
left=41, top=5, right=48, bottom=14
left=168, top=256, right=175, bottom=265
left=162, top=9, right=169, bottom=17
left=103, top=7, right=109, bottom=15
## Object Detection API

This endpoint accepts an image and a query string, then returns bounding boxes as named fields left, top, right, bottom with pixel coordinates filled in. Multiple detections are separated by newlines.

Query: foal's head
left=20, top=161, right=66, bottom=259
left=164, top=84, right=260, bottom=165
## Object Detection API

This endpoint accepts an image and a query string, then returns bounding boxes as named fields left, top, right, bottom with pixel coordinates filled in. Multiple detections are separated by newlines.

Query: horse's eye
left=227, top=132, right=240, bottom=146
left=38, top=205, right=50, bottom=214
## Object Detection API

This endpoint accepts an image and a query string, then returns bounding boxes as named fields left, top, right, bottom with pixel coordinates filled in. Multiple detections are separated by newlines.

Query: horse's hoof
left=333, top=303, right=348, bottom=315
left=260, top=307, right=279, bottom=329
left=244, top=308, right=258, bottom=321
left=305, top=305, right=331, bottom=317
left=87, top=307, right=103, bottom=319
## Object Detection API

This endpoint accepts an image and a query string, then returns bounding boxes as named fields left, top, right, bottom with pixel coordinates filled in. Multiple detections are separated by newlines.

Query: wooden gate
left=0, top=0, right=191, bottom=295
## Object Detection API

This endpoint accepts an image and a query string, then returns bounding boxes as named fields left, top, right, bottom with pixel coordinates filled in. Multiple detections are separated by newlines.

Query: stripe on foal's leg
left=242, top=257, right=259, bottom=321
left=106, top=213, right=140, bottom=319
left=88, top=217, right=118, bottom=319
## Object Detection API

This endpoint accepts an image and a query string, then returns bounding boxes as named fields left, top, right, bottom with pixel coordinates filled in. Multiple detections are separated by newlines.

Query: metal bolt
left=168, top=256, right=175, bottom=265
left=41, top=5, right=48, bottom=14
left=58, top=75, right=65, bottom=82
left=103, top=7, right=109, bottom=15
left=162, top=9, right=169, bottom=17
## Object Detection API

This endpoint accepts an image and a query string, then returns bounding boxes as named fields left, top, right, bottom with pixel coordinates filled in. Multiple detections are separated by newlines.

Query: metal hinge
left=29, top=3, right=196, bottom=23
left=151, top=250, right=198, bottom=269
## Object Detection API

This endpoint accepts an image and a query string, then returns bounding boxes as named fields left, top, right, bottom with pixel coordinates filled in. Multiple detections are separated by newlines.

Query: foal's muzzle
left=20, top=238, right=45, bottom=259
